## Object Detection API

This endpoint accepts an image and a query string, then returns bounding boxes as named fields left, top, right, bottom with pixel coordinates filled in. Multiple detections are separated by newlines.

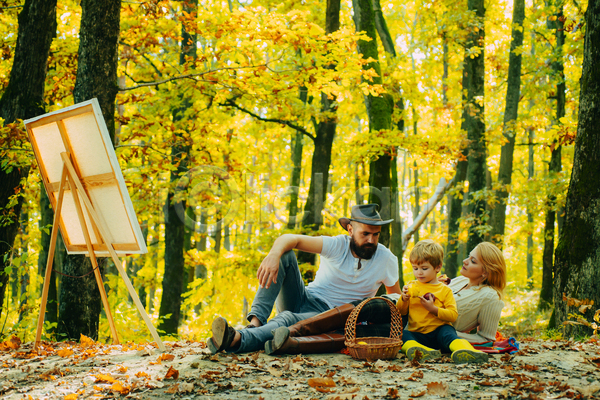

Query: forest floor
left=1, top=336, right=599, bottom=400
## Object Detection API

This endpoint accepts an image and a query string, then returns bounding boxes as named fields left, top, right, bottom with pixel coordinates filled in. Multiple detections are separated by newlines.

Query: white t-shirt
left=305, top=235, right=399, bottom=308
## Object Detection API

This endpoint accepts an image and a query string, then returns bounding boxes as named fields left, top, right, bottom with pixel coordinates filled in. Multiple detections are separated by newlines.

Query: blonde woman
left=448, top=242, right=507, bottom=343
left=266, top=241, right=507, bottom=355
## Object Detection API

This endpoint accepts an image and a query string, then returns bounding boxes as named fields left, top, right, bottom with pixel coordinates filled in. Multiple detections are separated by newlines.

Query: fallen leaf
left=80, top=334, right=96, bottom=347
left=0, top=336, right=21, bottom=351
left=408, top=370, right=424, bottom=381
left=94, top=374, right=116, bottom=384
left=427, top=381, right=448, bottom=397
left=111, top=381, right=131, bottom=395
left=410, top=388, right=427, bottom=397
left=386, top=387, right=399, bottom=398
left=117, top=365, right=127, bottom=373
left=64, top=394, right=78, bottom=400
left=57, top=349, right=74, bottom=358
left=308, top=377, right=336, bottom=388
left=315, top=386, right=336, bottom=393
left=135, top=371, right=150, bottom=378
left=159, top=353, right=175, bottom=362
left=267, top=367, right=282, bottom=377
left=165, top=384, right=179, bottom=394
left=164, top=366, right=179, bottom=380
left=14, top=351, right=37, bottom=359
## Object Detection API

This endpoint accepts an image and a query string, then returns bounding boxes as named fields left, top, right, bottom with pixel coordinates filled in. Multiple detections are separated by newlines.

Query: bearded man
left=207, top=204, right=401, bottom=354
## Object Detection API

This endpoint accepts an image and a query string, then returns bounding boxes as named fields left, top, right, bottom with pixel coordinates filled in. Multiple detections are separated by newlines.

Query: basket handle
left=344, top=296, right=403, bottom=341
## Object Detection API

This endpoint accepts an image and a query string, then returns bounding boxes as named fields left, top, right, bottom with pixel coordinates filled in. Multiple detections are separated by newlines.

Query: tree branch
left=221, top=99, right=316, bottom=141
left=118, top=64, right=270, bottom=91
left=402, top=176, right=455, bottom=251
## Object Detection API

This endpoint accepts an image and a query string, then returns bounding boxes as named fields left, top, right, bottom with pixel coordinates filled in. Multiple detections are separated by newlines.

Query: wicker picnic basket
left=344, top=297, right=403, bottom=361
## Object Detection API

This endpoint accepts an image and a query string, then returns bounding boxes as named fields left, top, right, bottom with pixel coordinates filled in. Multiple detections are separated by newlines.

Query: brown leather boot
left=288, top=303, right=356, bottom=337
left=265, top=331, right=346, bottom=355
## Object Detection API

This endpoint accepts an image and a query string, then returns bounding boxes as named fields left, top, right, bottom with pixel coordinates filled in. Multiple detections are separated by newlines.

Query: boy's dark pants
left=402, top=324, right=459, bottom=353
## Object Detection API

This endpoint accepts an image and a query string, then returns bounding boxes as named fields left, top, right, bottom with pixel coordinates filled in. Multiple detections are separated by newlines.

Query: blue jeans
left=402, top=324, right=459, bottom=353
left=236, top=251, right=330, bottom=353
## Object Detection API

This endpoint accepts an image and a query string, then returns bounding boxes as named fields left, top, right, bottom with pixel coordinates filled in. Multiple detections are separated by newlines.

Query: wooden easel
left=35, top=152, right=165, bottom=351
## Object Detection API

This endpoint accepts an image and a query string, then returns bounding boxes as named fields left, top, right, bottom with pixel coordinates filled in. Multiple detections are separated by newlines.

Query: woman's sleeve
left=458, top=297, right=504, bottom=342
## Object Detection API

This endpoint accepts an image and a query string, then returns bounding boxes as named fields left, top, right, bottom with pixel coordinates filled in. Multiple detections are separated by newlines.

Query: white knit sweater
left=449, top=276, right=504, bottom=342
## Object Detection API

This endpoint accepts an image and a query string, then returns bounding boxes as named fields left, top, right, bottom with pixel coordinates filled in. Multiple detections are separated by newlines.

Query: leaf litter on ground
left=0, top=336, right=599, bottom=399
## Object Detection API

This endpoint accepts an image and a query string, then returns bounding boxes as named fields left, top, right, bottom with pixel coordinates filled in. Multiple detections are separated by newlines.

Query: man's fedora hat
left=338, top=204, right=394, bottom=231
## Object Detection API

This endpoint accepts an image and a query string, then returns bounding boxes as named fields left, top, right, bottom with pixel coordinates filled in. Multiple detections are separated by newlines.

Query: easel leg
left=60, top=152, right=165, bottom=351
left=108, top=250, right=166, bottom=351
left=35, top=168, right=68, bottom=350
left=68, top=173, right=120, bottom=345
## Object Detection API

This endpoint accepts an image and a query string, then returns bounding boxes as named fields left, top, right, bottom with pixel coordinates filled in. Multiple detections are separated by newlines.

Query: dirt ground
left=1, top=336, right=599, bottom=399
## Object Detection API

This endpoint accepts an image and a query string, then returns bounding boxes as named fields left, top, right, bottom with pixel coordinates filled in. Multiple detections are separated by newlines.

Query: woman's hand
left=438, top=274, right=450, bottom=285
left=418, top=295, right=438, bottom=315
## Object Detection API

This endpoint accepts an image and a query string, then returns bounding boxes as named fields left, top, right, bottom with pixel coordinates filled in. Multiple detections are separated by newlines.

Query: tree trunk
left=0, top=0, right=57, bottom=321
left=287, top=85, right=307, bottom=230
left=490, top=0, right=525, bottom=246
left=287, top=130, right=303, bottom=230
left=527, top=128, right=535, bottom=289
left=58, top=0, right=120, bottom=341
left=553, top=0, right=600, bottom=336
left=464, top=0, right=487, bottom=251
left=443, top=26, right=466, bottom=278
left=390, top=98, right=405, bottom=287
left=390, top=152, right=404, bottom=288
left=18, top=210, right=28, bottom=322
left=539, top=3, right=566, bottom=311
left=352, top=0, right=393, bottom=247
left=297, top=0, right=340, bottom=264
left=158, top=0, right=197, bottom=335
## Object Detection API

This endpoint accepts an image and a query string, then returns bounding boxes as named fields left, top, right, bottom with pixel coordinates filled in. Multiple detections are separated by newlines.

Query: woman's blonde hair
left=473, top=242, right=507, bottom=298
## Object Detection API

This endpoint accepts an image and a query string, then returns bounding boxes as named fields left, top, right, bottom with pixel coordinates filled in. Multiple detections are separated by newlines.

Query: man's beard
left=350, top=235, right=377, bottom=260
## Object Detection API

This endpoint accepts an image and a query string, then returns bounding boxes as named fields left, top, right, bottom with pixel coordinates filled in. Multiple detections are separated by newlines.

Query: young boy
left=397, top=239, right=488, bottom=363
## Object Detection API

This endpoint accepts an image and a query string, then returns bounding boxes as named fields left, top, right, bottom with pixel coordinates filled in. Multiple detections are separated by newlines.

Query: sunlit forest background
left=0, top=0, right=588, bottom=344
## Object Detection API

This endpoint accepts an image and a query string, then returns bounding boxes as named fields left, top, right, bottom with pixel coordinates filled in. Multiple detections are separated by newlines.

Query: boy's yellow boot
left=402, top=340, right=441, bottom=361
left=450, top=339, right=489, bottom=364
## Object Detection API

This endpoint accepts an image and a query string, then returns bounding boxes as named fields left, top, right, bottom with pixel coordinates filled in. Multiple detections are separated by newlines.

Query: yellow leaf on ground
left=80, top=334, right=95, bottom=347
left=57, top=349, right=74, bottom=358
left=111, top=382, right=131, bottom=395
left=117, top=365, right=127, bottom=373
left=158, top=353, right=175, bottom=362
left=64, top=394, right=78, bottom=400
left=94, top=374, right=116, bottom=383
left=308, top=377, right=336, bottom=388
left=0, top=336, right=21, bottom=351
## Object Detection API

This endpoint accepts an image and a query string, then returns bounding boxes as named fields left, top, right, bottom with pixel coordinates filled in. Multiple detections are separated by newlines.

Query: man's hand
left=418, top=295, right=438, bottom=315
left=257, top=253, right=280, bottom=289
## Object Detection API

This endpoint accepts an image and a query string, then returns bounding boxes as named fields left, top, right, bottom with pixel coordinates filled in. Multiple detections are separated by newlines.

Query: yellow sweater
left=396, top=280, right=458, bottom=334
